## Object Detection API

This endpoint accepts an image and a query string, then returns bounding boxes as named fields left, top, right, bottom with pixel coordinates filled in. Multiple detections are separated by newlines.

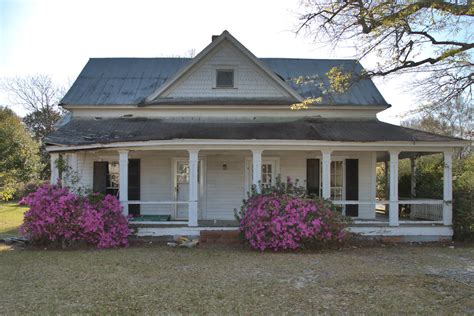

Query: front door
left=244, top=159, right=277, bottom=193
left=174, top=159, right=202, bottom=220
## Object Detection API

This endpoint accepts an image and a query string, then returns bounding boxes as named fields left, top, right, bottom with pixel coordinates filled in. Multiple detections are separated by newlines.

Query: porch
left=51, top=142, right=455, bottom=239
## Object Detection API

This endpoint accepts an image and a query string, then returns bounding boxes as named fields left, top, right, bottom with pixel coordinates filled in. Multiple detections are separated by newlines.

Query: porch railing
left=331, top=199, right=445, bottom=224
left=124, top=200, right=190, bottom=224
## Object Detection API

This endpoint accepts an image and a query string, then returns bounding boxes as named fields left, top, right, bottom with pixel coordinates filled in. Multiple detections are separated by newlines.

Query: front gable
left=145, top=31, right=302, bottom=104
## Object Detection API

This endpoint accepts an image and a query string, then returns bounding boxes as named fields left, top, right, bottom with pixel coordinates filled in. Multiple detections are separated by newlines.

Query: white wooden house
left=45, top=31, right=466, bottom=240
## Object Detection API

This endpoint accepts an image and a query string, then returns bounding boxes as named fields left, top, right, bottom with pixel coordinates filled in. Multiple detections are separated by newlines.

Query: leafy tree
left=1, top=75, right=66, bottom=178
left=0, top=107, right=42, bottom=200
left=296, top=0, right=473, bottom=107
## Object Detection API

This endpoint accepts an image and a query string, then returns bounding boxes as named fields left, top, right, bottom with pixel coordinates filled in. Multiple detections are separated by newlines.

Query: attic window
left=216, top=69, right=234, bottom=88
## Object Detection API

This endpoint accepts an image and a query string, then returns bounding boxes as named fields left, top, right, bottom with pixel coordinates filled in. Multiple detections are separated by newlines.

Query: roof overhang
left=46, top=138, right=467, bottom=153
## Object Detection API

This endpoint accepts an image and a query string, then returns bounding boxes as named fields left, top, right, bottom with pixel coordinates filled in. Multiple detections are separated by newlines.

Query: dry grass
left=0, top=243, right=473, bottom=314
left=1, top=203, right=473, bottom=314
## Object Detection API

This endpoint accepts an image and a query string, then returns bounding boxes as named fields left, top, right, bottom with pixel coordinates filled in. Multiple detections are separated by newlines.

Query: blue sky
left=0, top=0, right=415, bottom=123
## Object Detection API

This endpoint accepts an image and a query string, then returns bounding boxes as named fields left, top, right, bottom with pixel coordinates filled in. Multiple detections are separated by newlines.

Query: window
left=317, top=160, right=344, bottom=199
left=106, top=162, right=119, bottom=196
left=330, top=161, right=343, bottom=200
left=216, top=69, right=234, bottom=88
left=262, top=163, right=273, bottom=185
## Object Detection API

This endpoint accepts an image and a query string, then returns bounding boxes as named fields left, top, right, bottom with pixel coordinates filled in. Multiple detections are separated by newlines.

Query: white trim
left=46, top=139, right=466, bottom=153
left=135, top=225, right=452, bottom=238
left=144, top=30, right=303, bottom=103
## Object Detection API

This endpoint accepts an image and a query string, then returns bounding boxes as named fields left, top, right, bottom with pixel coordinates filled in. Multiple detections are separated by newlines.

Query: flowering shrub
left=19, top=184, right=129, bottom=248
left=236, top=177, right=348, bottom=251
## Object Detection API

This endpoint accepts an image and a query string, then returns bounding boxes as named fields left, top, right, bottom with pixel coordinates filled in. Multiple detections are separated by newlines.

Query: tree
left=1, top=75, right=66, bottom=178
left=0, top=107, right=42, bottom=200
left=297, top=0, right=473, bottom=107
left=402, top=96, right=472, bottom=156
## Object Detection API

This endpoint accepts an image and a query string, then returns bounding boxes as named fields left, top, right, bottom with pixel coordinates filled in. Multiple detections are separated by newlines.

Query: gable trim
left=144, top=30, right=304, bottom=103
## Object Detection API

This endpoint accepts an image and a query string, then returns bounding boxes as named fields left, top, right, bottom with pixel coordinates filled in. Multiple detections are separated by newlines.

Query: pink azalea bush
left=236, top=177, right=348, bottom=251
left=19, top=184, right=129, bottom=248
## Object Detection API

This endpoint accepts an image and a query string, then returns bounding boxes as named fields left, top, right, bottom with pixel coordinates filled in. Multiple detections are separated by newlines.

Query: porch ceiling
left=45, top=117, right=464, bottom=147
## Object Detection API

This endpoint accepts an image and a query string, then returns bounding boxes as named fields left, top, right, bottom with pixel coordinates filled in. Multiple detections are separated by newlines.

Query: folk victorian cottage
left=45, top=31, right=466, bottom=240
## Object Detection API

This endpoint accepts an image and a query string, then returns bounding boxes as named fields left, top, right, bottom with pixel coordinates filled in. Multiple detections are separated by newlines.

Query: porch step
left=200, top=230, right=241, bottom=245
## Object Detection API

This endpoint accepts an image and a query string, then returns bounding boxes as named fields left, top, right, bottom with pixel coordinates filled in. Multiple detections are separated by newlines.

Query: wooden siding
left=73, top=150, right=376, bottom=220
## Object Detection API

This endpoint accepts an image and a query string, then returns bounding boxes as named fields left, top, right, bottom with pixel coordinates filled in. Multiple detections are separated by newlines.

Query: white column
left=389, top=151, right=399, bottom=226
left=188, top=149, right=199, bottom=227
left=50, top=153, right=59, bottom=184
left=118, top=150, right=129, bottom=216
left=321, top=149, right=332, bottom=199
left=370, top=152, right=377, bottom=219
left=410, top=157, right=417, bottom=198
left=443, top=150, right=453, bottom=226
left=252, top=149, right=263, bottom=191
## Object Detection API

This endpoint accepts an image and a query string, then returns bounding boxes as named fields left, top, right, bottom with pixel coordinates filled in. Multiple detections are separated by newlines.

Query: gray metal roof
left=61, top=58, right=389, bottom=106
left=45, top=117, right=461, bottom=147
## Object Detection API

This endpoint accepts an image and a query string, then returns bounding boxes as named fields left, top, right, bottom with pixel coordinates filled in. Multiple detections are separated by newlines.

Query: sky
left=0, top=0, right=416, bottom=124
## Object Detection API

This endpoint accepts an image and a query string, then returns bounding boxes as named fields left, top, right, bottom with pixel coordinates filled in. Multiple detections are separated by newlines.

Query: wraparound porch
left=49, top=140, right=456, bottom=238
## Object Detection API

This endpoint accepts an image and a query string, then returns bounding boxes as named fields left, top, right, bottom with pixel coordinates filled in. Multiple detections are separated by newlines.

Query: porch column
left=50, top=153, right=59, bottom=184
left=188, top=149, right=199, bottom=227
left=443, top=150, right=453, bottom=226
left=410, top=157, right=417, bottom=198
left=389, top=150, right=399, bottom=226
left=252, top=149, right=263, bottom=192
left=321, top=149, right=332, bottom=199
left=118, top=150, right=129, bottom=216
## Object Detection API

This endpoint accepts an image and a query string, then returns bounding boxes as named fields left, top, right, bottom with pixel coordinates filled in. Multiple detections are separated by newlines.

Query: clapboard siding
left=205, top=154, right=246, bottom=220
left=164, top=42, right=289, bottom=99
left=73, top=150, right=376, bottom=220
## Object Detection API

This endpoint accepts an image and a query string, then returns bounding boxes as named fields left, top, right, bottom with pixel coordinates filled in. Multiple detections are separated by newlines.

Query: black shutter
left=128, top=159, right=141, bottom=216
left=345, top=159, right=359, bottom=217
left=306, top=159, right=320, bottom=196
left=93, top=162, right=108, bottom=194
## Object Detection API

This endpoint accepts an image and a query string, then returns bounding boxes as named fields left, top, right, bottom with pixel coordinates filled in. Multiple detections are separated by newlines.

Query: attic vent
left=216, top=69, right=234, bottom=88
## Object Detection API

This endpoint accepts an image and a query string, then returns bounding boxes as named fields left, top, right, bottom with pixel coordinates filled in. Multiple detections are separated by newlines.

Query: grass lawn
left=1, top=203, right=473, bottom=314
left=0, top=202, right=28, bottom=238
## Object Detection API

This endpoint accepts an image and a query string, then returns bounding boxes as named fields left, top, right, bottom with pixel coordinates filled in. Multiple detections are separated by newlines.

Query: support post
left=370, top=152, right=377, bottom=219
left=50, top=153, right=59, bottom=184
left=188, top=149, right=199, bottom=227
left=118, top=150, right=129, bottom=217
left=322, top=149, right=332, bottom=199
left=389, top=151, right=399, bottom=226
left=443, top=150, right=453, bottom=226
left=252, top=149, right=263, bottom=192
left=68, top=153, right=78, bottom=186
left=410, top=157, right=416, bottom=198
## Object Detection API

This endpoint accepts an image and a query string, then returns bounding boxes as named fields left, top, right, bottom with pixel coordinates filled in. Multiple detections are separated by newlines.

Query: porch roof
left=45, top=117, right=464, bottom=147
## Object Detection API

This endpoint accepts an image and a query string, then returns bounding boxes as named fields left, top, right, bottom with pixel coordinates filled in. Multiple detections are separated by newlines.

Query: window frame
left=215, top=69, right=235, bottom=88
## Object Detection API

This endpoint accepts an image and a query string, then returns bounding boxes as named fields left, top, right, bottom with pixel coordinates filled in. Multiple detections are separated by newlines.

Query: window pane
left=216, top=70, right=234, bottom=87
